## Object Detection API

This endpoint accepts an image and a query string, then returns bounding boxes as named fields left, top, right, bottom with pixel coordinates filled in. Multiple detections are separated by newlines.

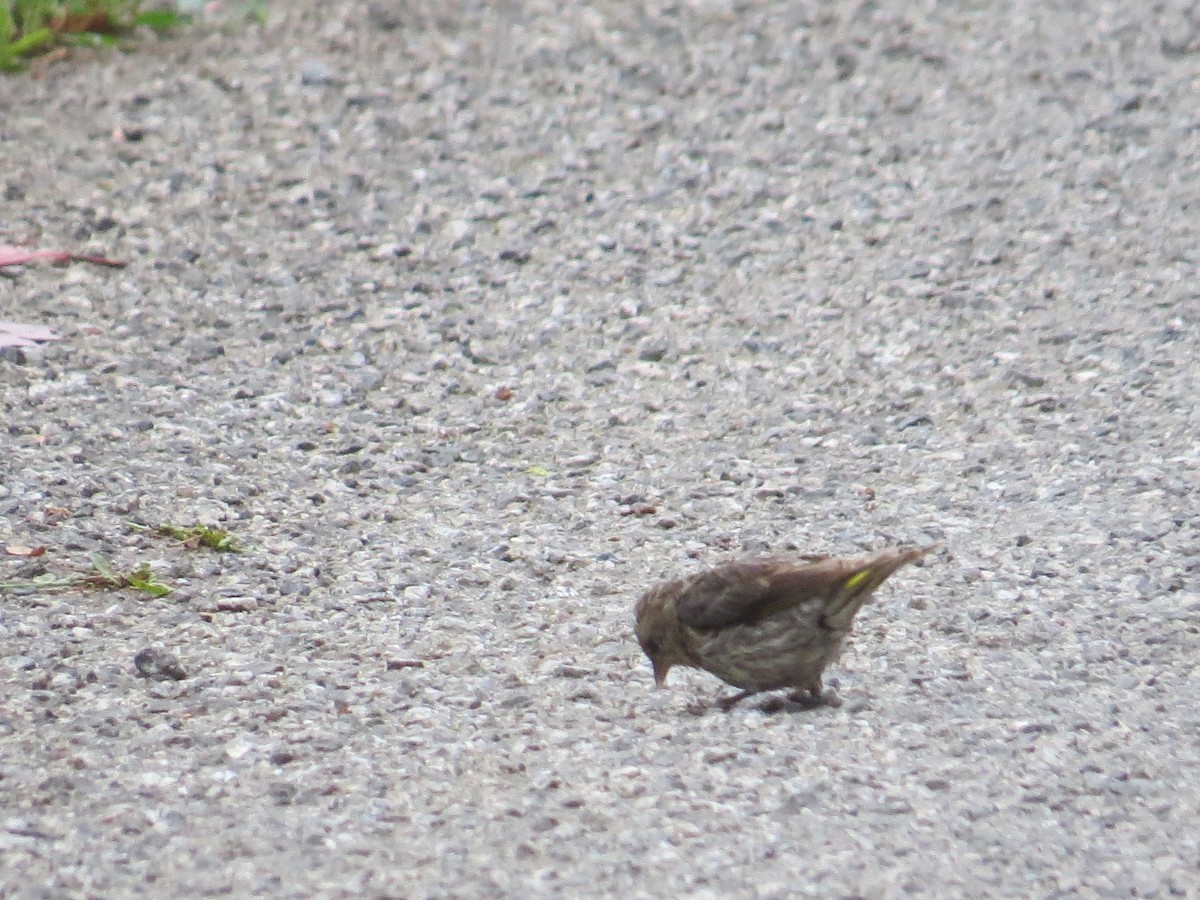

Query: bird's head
left=635, top=584, right=689, bottom=687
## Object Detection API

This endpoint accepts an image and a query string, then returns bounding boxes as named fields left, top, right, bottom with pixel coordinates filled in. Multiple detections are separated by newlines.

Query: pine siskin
left=634, top=546, right=933, bottom=711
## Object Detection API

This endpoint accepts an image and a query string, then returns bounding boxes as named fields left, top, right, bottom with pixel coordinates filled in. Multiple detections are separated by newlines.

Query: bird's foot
left=714, top=690, right=756, bottom=712
left=756, top=695, right=790, bottom=714
left=786, top=688, right=842, bottom=709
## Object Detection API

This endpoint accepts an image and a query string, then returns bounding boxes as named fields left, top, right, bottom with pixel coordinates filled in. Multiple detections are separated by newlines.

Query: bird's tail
left=822, top=545, right=936, bottom=630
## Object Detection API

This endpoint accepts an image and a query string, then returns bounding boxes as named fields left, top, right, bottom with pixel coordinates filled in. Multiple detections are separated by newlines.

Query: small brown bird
left=634, top=547, right=933, bottom=711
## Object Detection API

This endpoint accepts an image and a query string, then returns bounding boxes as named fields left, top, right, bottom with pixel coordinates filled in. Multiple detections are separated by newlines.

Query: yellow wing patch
left=843, top=569, right=873, bottom=593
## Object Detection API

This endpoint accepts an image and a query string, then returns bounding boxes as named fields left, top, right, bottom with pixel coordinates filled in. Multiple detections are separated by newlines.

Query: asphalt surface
left=2, top=1, right=1199, bottom=896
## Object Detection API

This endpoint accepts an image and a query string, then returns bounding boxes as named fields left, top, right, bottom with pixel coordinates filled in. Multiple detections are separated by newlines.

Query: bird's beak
left=652, top=659, right=670, bottom=687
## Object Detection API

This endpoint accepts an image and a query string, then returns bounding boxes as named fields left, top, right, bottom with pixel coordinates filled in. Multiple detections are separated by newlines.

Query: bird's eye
left=643, top=638, right=660, bottom=655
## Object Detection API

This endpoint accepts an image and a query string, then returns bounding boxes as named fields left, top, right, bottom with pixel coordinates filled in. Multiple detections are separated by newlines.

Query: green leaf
left=129, top=578, right=171, bottom=597
left=144, top=522, right=243, bottom=552
left=88, top=553, right=115, bottom=580
left=8, top=26, right=53, bottom=56
left=127, top=564, right=171, bottom=597
left=525, top=465, right=551, bottom=477
left=134, top=10, right=188, bottom=30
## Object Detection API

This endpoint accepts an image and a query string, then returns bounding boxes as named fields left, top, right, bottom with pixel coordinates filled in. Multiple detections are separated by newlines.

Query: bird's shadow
left=686, top=690, right=845, bottom=716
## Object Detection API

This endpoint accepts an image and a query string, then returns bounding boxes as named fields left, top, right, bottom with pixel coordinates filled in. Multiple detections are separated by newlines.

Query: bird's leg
left=716, top=690, right=757, bottom=712
left=787, top=676, right=822, bottom=705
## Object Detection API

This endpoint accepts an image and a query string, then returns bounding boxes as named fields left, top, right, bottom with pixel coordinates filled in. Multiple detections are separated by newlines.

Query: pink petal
left=0, top=244, right=125, bottom=268
left=0, top=246, right=63, bottom=267
left=0, top=321, right=61, bottom=346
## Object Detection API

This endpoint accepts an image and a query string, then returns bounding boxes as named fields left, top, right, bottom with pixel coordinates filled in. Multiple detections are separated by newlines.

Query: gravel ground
left=2, top=1, right=1199, bottom=896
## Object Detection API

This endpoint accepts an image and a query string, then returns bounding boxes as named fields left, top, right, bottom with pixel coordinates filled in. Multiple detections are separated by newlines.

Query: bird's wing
left=674, top=558, right=855, bottom=630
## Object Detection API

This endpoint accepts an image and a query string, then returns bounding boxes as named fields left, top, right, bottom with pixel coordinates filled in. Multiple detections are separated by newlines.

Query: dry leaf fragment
left=4, top=544, right=46, bottom=557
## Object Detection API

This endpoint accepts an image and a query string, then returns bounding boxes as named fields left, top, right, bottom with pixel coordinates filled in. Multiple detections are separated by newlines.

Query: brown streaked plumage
left=634, top=547, right=933, bottom=711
